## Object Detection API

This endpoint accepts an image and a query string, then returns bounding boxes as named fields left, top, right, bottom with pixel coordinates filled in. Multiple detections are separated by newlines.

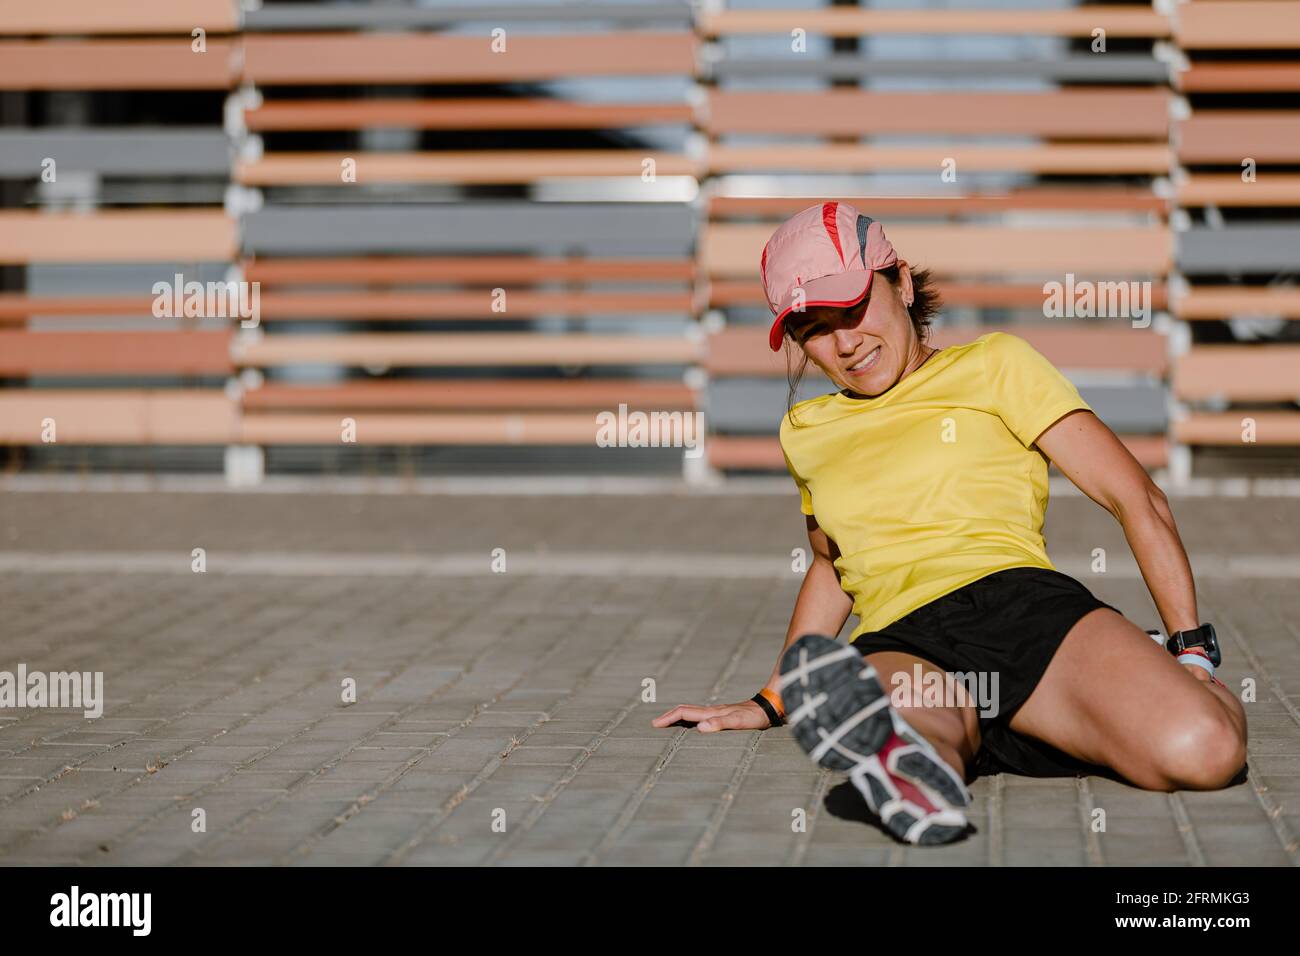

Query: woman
left=653, top=201, right=1248, bottom=846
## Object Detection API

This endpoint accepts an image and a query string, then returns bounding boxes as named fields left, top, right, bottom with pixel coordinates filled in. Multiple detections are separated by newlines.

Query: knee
left=1150, top=708, right=1246, bottom=791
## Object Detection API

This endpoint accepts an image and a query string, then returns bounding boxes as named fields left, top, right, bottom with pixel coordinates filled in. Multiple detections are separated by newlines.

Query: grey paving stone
left=2, top=490, right=1297, bottom=866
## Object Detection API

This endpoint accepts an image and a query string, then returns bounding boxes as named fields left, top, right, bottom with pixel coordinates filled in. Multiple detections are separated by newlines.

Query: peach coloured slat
left=0, top=295, right=153, bottom=323
left=0, top=40, right=237, bottom=90
left=240, top=413, right=617, bottom=446
left=707, top=435, right=1170, bottom=470
left=1174, top=413, right=1300, bottom=445
left=1178, top=114, right=1300, bottom=163
left=234, top=334, right=701, bottom=368
left=1177, top=2, right=1300, bottom=49
left=1172, top=346, right=1300, bottom=401
left=245, top=99, right=695, bottom=131
left=0, top=211, right=237, bottom=264
left=242, top=380, right=696, bottom=411
left=0, top=0, right=238, bottom=35
left=708, top=144, right=1171, bottom=175
left=243, top=257, right=694, bottom=285
left=706, top=326, right=1168, bottom=377
left=0, top=390, right=236, bottom=444
left=708, top=280, right=1170, bottom=312
left=703, top=224, right=1171, bottom=277
left=236, top=151, right=702, bottom=186
left=1174, top=287, right=1300, bottom=320
left=0, top=331, right=233, bottom=375
left=242, top=33, right=696, bottom=84
left=708, top=90, right=1169, bottom=137
left=708, top=192, right=1168, bottom=217
left=254, top=291, right=693, bottom=320
left=699, top=8, right=1169, bottom=38
left=1177, top=174, right=1300, bottom=207
left=1179, top=63, right=1300, bottom=93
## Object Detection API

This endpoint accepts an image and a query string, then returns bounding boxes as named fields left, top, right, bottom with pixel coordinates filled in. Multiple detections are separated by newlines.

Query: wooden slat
left=0, top=331, right=233, bottom=375
left=703, top=224, right=1172, bottom=277
left=1178, top=174, right=1300, bottom=206
left=700, top=8, right=1170, bottom=38
left=246, top=99, right=695, bottom=131
left=706, top=326, right=1168, bottom=377
left=242, top=32, right=696, bottom=84
left=0, top=390, right=235, bottom=444
left=1173, top=346, right=1300, bottom=401
left=708, top=90, right=1169, bottom=137
left=0, top=295, right=153, bottom=323
left=239, top=413, right=618, bottom=446
left=707, top=144, right=1171, bottom=175
left=708, top=191, right=1168, bottom=217
left=234, top=334, right=701, bottom=368
left=250, top=290, right=692, bottom=320
left=243, top=257, right=694, bottom=285
left=1177, top=2, right=1300, bottom=49
left=0, top=40, right=237, bottom=90
left=1178, top=114, right=1300, bottom=163
left=1174, top=412, right=1300, bottom=445
left=708, top=280, right=1169, bottom=312
left=242, top=380, right=697, bottom=411
left=1179, top=63, right=1300, bottom=93
left=1174, top=287, right=1300, bottom=320
left=0, top=0, right=238, bottom=35
left=236, top=151, right=701, bottom=185
left=0, top=211, right=237, bottom=264
left=708, top=434, right=1170, bottom=470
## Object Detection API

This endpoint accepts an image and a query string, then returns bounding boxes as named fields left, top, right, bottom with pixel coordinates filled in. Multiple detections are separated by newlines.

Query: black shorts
left=850, top=566, right=1124, bottom=780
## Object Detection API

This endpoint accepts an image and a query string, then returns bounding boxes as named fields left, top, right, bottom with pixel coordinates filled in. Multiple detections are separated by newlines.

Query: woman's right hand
left=651, top=700, right=773, bottom=733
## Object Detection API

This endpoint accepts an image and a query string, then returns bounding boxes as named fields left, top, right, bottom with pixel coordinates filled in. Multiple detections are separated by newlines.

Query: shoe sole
left=778, top=633, right=972, bottom=845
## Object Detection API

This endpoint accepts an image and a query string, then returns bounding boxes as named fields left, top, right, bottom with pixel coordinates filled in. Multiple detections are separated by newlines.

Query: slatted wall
left=1169, top=0, right=1300, bottom=480
left=0, top=1, right=1297, bottom=481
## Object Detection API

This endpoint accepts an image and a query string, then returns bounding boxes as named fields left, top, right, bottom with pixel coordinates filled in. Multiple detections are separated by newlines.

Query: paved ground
left=0, top=485, right=1298, bottom=866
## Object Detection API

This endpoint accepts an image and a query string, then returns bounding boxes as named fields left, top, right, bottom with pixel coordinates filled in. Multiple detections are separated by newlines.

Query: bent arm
left=763, top=515, right=854, bottom=702
left=1034, top=409, right=1198, bottom=635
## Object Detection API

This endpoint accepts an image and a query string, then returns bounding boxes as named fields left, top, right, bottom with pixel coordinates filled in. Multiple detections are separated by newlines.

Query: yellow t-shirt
left=780, top=331, right=1092, bottom=642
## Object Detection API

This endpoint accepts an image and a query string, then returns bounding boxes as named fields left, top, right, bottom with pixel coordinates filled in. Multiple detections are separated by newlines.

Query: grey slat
left=29, top=262, right=234, bottom=294
left=243, top=203, right=695, bottom=255
left=708, top=379, right=1167, bottom=435
left=1180, top=227, right=1300, bottom=274
left=0, top=130, right=229, bottom=176
left=246, top=2, right=693, bottom=30
left=712, top=54, right=1168, bottom=84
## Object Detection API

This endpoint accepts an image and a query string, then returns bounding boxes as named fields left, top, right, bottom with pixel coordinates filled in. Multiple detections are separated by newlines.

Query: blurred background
left=3, top=2, right=1300, bottom=870
left=1, top=0, right=1298, bottom=485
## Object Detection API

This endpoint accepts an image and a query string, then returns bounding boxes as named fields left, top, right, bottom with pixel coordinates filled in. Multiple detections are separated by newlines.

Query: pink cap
left=760, top=201, right=899, bottom=352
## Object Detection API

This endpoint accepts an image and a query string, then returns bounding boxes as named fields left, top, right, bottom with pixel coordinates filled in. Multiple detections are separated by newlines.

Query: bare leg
left=862, top=650, right=982, bottom=784
left=1007, top=608, right=1248, bottom=791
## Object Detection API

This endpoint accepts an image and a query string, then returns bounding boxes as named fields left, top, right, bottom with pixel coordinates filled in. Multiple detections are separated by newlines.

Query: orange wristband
left=758, top=687, right=785, bottom=720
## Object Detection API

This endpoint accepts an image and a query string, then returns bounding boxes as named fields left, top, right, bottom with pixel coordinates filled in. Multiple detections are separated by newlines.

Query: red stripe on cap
left=760, top=243, right=768, bottom=284
left=822, top=201, right=845, bottom=267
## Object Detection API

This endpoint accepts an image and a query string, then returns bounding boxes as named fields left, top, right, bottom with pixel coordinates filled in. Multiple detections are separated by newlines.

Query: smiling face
left=784, top=264, right=930, bottom=398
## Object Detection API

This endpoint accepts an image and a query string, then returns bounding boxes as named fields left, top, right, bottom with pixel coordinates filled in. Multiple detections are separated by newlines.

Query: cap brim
left=767, top=270, right=873, bottom=352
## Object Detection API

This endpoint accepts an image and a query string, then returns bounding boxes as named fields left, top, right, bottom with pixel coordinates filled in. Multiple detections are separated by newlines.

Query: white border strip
left=2, top=474, right=1300, bottom=498
left=1, top=552, right=1297, bottom=579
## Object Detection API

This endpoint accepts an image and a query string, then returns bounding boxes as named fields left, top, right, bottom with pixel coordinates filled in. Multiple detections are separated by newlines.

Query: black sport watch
left=1166, top=623, right=1221, bottom=668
